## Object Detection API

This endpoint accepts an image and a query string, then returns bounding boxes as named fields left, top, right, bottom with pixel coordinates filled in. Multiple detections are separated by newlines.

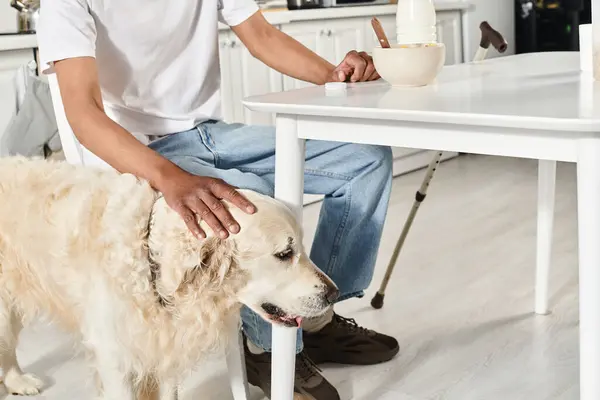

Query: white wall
left=464, top=0, right=515, bottom=59
left=0, top=2, right=18, bottom=33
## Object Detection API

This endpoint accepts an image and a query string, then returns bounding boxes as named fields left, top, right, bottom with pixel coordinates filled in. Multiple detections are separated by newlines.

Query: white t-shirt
left=38, top=0, right=258, bottom=144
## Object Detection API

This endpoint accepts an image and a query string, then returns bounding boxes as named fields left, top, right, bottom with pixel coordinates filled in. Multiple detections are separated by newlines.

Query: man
left=38, top=0, right=397, bottom=398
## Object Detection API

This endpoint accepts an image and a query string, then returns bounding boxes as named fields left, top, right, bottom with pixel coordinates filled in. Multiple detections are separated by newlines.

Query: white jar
left=396, top=0, right=437, bottom=45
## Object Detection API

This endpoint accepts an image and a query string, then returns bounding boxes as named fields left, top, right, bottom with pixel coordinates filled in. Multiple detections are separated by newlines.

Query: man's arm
left=54, top=58, right=174, bottom=187
left=232, top=12, right=379, bottom=84
left=53, top=57, right=255, bottom=238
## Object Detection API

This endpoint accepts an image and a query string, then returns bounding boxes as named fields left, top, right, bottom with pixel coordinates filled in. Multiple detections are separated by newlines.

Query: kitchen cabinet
left=435, top=10, right=463, bottom=65
left=219, top=30, right=283, bottom=126
left=280, top=21, right=325, bottom=91
left=317, top=18, right=366, bottom=64
left=239, top=40, right=284, bottom=126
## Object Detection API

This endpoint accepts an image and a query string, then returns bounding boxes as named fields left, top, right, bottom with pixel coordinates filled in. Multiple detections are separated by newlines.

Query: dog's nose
left=326, top=287, right=340, bottom=304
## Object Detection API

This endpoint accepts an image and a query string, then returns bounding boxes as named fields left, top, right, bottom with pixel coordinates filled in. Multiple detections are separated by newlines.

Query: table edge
left=243, top=101, right=600, bottom=133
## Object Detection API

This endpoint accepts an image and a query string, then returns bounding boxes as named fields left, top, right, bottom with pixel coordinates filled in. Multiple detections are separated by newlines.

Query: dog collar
left=146, top=197, right=172, bottom=309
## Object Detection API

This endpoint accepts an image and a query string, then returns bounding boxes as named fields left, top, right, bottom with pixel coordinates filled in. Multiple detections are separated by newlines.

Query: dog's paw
left=3, top=372, right=44, bottom=396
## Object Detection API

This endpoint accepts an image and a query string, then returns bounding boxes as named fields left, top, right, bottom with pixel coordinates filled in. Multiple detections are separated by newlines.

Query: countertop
left=259, top=1, right=470, bottom=24
left=0, top=33, right=37, bottom=51
left=222, top=1, right=471, bottom=29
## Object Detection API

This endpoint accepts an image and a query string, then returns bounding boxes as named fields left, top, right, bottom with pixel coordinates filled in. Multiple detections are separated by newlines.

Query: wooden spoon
left=371, top=17, right=391, bottom=49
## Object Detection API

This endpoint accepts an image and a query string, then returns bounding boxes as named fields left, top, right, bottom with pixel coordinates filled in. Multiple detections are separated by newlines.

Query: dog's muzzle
left=260, top=303, right=303, bottom=328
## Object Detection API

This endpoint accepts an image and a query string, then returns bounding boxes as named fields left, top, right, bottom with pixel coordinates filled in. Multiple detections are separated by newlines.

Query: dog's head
left=148, top=190, right=339, bottom=328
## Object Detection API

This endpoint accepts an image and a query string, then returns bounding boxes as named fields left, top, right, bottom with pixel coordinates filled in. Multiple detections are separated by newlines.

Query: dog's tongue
left=295, top=317, right=303, bottom=327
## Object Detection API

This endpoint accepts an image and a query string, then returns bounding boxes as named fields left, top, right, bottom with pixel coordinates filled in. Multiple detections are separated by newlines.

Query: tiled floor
left=1, top=155, right=580, bottom=399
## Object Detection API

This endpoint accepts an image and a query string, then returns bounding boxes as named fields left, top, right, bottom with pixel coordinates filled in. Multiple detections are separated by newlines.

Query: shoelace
left=296, top=351, right=322, bottom=380
left=333, top=314, right=372, bottom=335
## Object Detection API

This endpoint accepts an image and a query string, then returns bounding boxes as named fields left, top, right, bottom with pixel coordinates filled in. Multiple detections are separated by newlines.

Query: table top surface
left=244, top=52, right=600, bottom=132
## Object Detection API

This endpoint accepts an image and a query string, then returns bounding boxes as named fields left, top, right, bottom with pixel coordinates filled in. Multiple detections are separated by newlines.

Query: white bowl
left=373, top=43, right=446, bottom=87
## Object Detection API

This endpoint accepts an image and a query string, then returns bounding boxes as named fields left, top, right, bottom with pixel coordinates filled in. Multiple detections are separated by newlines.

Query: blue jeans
left=149, top=120, right=393, bottom=352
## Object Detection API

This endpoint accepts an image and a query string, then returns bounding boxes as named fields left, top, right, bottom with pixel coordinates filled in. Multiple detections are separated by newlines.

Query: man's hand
left=330, top=51, right=380, bottom=83
left=159, top=170, right=256, bottom=240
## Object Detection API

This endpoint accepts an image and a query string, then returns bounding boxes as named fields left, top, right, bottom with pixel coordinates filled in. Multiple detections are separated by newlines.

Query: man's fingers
left=219, top=186, right=256, bottom=214
left=359, top=52, right=376, bottom=82
left=175, top=205, right=205, bottom=239
left=187, top=195, right=229, bottom=239
left=330, top=69, right=347, bottom=82
left=362, top=61, right=375, bottom=82
left=200, top=190, right=239, bottom=236
left=346, top=51, right=366, bottom=82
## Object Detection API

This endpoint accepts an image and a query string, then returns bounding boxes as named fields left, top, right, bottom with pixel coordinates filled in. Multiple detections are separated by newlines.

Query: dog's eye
left=274, top=248, right=294, bottom=261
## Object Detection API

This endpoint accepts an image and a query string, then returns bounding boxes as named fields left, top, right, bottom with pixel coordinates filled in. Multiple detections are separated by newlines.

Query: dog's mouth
left=261, top=303, right=303, bottom=328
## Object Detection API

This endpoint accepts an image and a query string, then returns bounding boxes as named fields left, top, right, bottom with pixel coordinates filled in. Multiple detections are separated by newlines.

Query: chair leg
left=535, top=159, right=557, bottom=315
left=225, top=318, right=250, bottom=400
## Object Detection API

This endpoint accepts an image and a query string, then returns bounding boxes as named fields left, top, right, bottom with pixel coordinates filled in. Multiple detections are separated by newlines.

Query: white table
left=244, top=52, right=600, bottom=400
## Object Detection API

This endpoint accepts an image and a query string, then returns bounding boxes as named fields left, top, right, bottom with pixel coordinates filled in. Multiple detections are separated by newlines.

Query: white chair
left=47, top=72, right=251, bottom=400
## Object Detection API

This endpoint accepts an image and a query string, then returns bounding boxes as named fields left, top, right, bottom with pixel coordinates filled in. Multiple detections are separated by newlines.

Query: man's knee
left=377, top=145, right=393, bottom=171
left=355, top=145, right=393, bottom=177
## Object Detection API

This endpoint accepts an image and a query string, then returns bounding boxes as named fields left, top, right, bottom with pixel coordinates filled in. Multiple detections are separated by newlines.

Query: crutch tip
left=371, top=292, right=385, bottom=309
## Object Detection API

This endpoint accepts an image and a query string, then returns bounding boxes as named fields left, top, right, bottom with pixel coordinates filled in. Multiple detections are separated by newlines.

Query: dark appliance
left=515, top=0, right=588, bottom=53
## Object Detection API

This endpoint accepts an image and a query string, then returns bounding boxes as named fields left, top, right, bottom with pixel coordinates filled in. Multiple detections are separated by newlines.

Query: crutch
left=371, top=21, right=508, bottom=309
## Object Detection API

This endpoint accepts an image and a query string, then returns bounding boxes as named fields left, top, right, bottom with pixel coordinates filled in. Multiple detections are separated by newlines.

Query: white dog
left=0, top=156, right=338, bottom=399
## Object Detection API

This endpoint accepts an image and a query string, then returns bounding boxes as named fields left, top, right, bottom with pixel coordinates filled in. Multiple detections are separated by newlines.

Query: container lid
left=325, top=82, right=347, bottom=91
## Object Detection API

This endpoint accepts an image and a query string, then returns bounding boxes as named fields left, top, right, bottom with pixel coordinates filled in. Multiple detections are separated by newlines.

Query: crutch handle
left=479, top=21, right=508, bottom=53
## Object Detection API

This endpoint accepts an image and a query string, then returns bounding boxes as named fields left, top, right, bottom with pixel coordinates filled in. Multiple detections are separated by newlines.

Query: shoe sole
left=307, top=344, right=400, bottom=366
left=247, top=378, right=317, bottom=400
left=247, top=367, right=336, bottom=400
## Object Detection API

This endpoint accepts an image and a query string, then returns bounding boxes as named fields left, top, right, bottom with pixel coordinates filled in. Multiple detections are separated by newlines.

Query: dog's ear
left=170, top=237, right=237, bottom=293
left=178, top=236, right=237, bottom=289
left=148, top=198, right=239, bottom=297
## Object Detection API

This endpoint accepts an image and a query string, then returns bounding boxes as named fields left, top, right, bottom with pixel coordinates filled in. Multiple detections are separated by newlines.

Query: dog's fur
left=0, top=156, right=337, bottom=399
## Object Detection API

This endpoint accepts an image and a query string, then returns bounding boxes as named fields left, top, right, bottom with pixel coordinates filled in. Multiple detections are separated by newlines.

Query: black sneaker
left=303, top=313, right=399, bottom=365
left=244, top=338, right=340, bottom=400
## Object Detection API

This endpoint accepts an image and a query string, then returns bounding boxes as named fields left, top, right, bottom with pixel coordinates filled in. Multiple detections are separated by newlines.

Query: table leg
left=272, top=115, right=305, bottom=400
left=535, top=160, right=556, bottom=315
left=577, top=139, right=600, bottom=400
